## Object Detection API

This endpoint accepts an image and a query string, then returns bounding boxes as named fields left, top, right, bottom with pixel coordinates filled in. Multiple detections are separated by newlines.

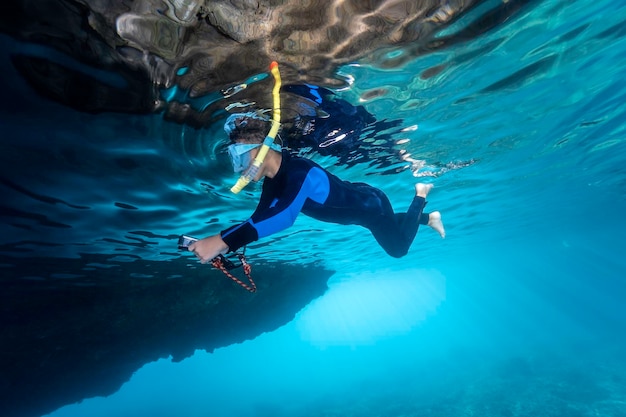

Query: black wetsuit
left=221, top=151, right=429, bottom=258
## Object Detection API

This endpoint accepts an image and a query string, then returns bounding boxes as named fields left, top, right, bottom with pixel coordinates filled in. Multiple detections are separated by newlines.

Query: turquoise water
left=2, top=0, right=626, bottom=416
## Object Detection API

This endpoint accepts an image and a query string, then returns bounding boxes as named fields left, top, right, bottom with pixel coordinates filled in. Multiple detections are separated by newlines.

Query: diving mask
left=227, top=143, right=261, bottom=173
left=227, top=142, right=282, bottom=173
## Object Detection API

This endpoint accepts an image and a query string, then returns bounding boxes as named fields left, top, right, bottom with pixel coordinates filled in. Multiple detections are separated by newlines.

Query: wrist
left=217, top=235, right=230, bottom=253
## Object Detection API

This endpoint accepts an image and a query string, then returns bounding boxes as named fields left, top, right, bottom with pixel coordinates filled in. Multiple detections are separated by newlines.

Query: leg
left=367, top=188, right=428, bottom=258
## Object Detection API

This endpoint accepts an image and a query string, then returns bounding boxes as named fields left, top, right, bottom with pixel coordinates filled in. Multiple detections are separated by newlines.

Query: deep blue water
left=2, top=0, right=626, bottom=416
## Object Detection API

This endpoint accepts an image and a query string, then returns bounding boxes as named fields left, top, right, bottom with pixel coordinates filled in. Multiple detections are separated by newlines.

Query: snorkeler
left=189, top=62, right=444, bottom=263
left=188, top=111, right=445, bottom=263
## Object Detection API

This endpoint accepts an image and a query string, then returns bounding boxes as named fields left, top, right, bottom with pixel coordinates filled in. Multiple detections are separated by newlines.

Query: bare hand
left=188, top=234, right=229, bottom=264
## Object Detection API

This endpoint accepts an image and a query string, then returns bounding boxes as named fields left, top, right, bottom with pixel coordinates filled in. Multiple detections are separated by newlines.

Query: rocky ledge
left=0, top=253, right=332, bottom=417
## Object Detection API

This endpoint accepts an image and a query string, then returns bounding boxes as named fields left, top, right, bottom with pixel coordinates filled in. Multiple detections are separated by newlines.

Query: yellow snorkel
left=230, top=61, right=282, bottom=194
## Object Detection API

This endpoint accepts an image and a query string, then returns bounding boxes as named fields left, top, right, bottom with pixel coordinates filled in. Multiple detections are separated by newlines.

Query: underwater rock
left=0, top=0, right=533, bottom=123
left=0, top=253, right=332, bottom=417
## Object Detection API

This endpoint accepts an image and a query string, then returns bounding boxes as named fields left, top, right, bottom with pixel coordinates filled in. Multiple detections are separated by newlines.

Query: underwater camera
left=177, top=235, right=198, bottom=250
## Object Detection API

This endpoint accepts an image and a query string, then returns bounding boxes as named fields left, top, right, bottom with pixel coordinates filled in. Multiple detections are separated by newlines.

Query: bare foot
left=415, top=183, right=433, bottom=198
left=428, top=211, right=446, bottom=238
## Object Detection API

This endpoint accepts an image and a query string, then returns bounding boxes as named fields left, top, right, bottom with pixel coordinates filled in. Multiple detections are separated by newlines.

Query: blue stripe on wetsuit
left=252, top=166, right=329, bottom=238
left=220, top=156, right=330, bottom=251
left=304, top=84, right=323, bottom=104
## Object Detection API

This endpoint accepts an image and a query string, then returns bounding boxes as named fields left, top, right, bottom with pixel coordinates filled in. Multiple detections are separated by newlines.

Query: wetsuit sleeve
left=220, top=165, right=329, bottom=251
left=219, top=201, right=269, bottom=252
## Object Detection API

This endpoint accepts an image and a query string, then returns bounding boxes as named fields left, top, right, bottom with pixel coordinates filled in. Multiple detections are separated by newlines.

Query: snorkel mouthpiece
left=231, top=61, right=282, bottom=194
left=230, top=136, right=272, bottom=193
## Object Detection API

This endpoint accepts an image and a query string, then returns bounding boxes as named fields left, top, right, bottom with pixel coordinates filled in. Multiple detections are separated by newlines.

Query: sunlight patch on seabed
left=295, top=268, right=446, bottom=348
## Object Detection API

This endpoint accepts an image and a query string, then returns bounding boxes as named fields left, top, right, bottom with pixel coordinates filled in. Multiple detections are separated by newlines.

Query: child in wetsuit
left=189, top=113, right=445, bottom=262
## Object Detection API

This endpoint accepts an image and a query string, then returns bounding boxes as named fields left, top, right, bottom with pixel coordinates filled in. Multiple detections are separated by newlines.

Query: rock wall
left=0, top=253, right=332, bottom=417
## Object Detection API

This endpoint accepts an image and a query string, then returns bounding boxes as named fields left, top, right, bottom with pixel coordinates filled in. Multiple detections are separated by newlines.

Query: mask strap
left=231, top=61, right=281, bottom=194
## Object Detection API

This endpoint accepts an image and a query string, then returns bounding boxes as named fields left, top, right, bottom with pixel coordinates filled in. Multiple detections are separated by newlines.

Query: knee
left=385, top=247, right=407, bottom=258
